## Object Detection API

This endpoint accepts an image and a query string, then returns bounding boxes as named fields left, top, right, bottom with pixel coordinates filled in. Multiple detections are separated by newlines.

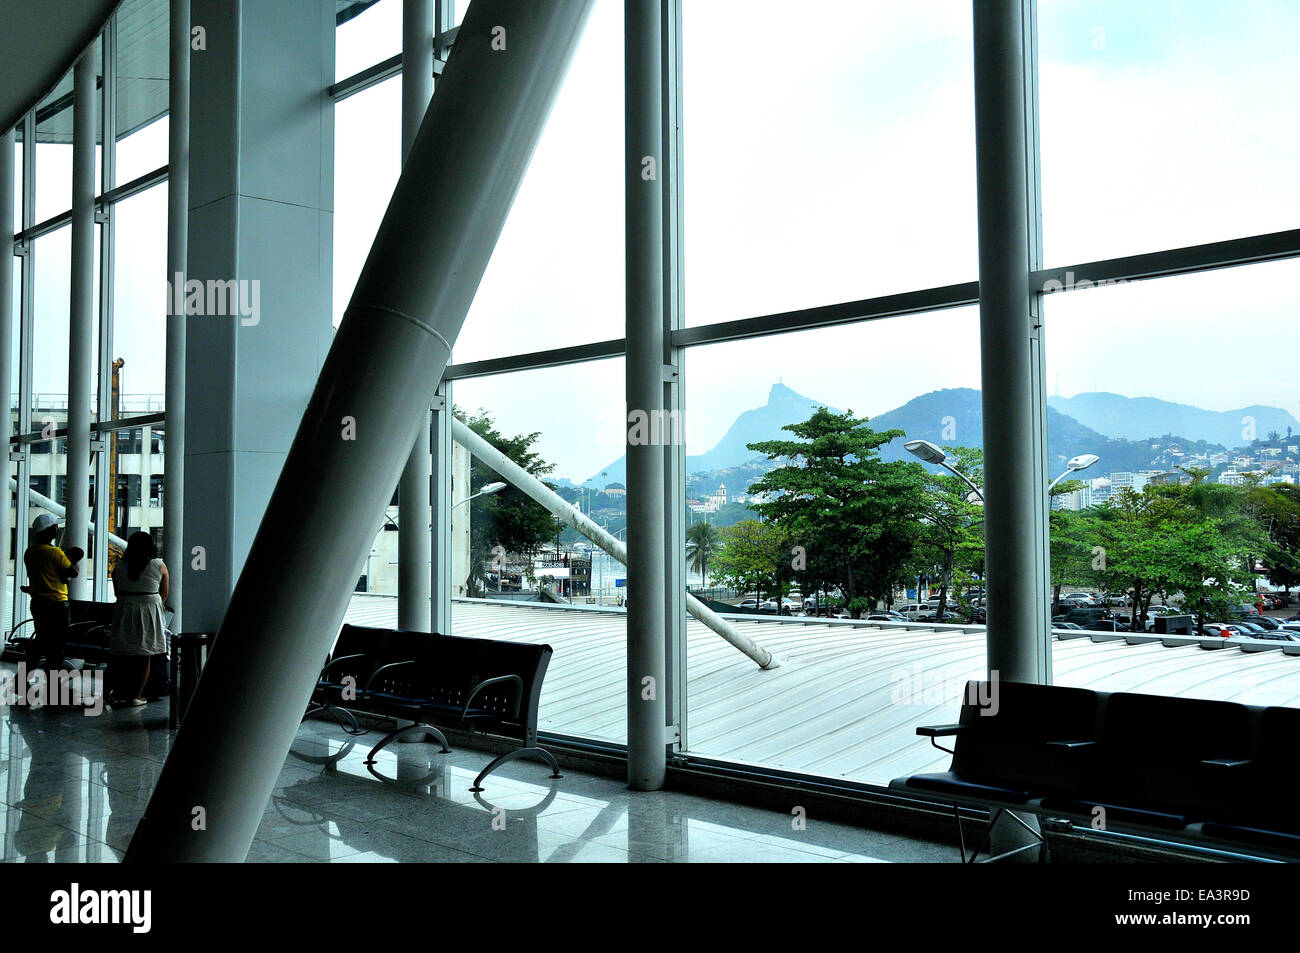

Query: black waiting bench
left=306, top=624, right=561, bottom=791
left=5, top=599, right=115, bottom=665
left=891, top=680, right=1300, bottom=862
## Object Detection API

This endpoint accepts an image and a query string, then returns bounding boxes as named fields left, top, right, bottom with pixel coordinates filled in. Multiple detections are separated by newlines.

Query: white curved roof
left=344, top=595, right=1300, bottom=787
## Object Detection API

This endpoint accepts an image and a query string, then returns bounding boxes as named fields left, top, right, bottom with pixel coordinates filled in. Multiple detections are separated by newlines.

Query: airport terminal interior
left=2, top=0, right=1299, bottom=864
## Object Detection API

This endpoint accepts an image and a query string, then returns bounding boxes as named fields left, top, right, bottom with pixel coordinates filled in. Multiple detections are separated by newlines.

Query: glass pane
left=31, top=226, right=101, bottom=422
left=336, top=0, right=400, bottom=81
left=451, top=359, right=627, bottom=742
left=1044, top=259, right=1300, bottom=706
left=333, top=76, right=400, bottom=328
left=683, top=309, right=985, bottom=785
left=682, top=0, right=976, bottom=326
left=451, top=0, right=623, bottom=363
left=9, top=139, right=19, bottom=233
left=112, top=182, right=168, bottom=406
left=114, top=0, right=170, bottom=186
left=1038, top=0, right=1300, bottom=265
left=34, top=50, right=104, bottom=223
left=103, top=424, right=165, bottom=599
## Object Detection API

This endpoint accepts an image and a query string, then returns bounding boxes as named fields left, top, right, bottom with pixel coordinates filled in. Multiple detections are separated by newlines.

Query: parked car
left=734, top=599, right=760, bottom=611
left=1202, top=623, right=1243, bottom=638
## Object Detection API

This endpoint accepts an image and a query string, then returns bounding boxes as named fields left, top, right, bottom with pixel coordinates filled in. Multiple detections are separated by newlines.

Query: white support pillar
left=0, top=128, right=14, bottom=641
left=625, top=0, right=668, bottom=791
left=164, top=0, right=190, bottom=629
left=397, top=0, right=434, bottom=632
left=974, top=0, right=1050, bottom=686
left=64, top=49, right=96, bottom=598
left=973, top=0, right=1050, bottom=862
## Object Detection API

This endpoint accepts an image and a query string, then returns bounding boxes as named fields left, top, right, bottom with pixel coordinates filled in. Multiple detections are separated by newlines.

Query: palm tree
left=686, top=521, right=720, bottom=587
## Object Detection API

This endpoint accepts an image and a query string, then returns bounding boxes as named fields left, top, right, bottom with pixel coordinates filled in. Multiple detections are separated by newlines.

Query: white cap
left=31, top=513, right=61, bottom=534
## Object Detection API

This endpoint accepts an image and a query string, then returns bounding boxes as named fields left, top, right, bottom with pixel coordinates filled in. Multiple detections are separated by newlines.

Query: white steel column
left=973, top=0, right=1050, bottom=685
left=65, top=49, right=96, bottom=597
left=397, top=0, right=434, bottom=632
left=164, top=0, right=190, bottom=629
left=625, top=0, right=668, bottom=791
left=0, top=129, right=14, bottom=640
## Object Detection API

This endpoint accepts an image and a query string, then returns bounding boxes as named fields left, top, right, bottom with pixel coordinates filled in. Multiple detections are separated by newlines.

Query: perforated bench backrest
left=425, top=634, right=552, bottom=742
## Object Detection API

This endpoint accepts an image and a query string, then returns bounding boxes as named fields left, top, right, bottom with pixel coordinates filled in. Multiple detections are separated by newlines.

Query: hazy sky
left=21, top=0, right=1300, bottom=481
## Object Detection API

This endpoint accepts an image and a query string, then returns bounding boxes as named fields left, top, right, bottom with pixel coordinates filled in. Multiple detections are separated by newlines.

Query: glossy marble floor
left=0, top=665, right=953, bottom=863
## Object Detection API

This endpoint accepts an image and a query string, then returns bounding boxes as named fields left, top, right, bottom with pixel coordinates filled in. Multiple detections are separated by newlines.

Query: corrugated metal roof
left=343, top=595, right=1300, bottom=787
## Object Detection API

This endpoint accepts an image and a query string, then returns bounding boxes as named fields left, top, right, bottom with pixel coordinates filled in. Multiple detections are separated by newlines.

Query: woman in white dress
left=108, top=532, right=170, bottom=707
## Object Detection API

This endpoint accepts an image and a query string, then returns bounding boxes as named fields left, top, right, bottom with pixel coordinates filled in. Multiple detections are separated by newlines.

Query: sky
left=19, top=0, right=1300, bottom=482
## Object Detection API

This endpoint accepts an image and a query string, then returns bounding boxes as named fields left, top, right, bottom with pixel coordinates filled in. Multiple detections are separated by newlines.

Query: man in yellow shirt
left=23, top=514, right=81, bottom=675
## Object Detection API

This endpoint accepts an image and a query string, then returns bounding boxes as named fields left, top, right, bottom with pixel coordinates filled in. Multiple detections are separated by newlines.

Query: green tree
left=1048, top=505, right=1095, bottom=608
left=913, top=446, right=985, bottom=619
left=456, top=408, right=563, bottom=596
left=744, top=407, right=928, bottom=618
left=685, top=520, right=720, bottom=586
left=711, top=520, right=790, bottom=605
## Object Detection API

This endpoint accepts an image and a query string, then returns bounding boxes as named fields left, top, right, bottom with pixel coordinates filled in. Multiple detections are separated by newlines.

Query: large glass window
left=1038, top=0, right=1300, bottom=265
left=34, top=47, right=105, bottom=224
left=114, top=0, right=170, bottom=185
left=682, top=310, right=984, bottom=784
left=333, top=77, right=401, bottom=327
left=451, top=358, right=627, bottom=742
left=1043, top=260, right=1300, bottom=699
left=30, top=226, right=102, bottom=422
left=682, top=0, right=977, bottom=327
left=336, top=0, right=401, bottom=81
left=111, top=182, right=167, bottom=405
left=450, top=0, right=624, bottom=363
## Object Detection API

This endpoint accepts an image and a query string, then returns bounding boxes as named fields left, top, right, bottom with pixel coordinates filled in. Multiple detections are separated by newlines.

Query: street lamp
left=905, top=440, right=1100, bottom=499
left=904, top=439, right=986, bottom=503
left=452, top=481, right=506, bottom=510
left=1048, top=453, right=1100, bottom=491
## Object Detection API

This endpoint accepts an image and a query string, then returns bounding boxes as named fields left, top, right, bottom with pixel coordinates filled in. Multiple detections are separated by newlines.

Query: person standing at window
left=107, top=532, right=169, bottom=708
left=22, top=513, right=81, bottom=677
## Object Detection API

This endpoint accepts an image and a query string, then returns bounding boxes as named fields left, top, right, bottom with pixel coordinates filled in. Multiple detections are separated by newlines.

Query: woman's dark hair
left=123, top=531, right=157, bottom=582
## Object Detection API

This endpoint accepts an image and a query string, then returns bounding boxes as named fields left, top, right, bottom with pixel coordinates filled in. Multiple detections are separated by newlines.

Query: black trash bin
left=169, top=631, right=211, bottom=728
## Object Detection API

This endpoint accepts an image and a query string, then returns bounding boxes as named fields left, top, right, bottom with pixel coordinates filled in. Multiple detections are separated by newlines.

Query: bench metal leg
left=469, top=746, right=562, bottom=792
left=302, top=703, right=360, bottom=735
left=365, top=723, right=450, bottom=764
left=955, top=805, right=1046, bottom=863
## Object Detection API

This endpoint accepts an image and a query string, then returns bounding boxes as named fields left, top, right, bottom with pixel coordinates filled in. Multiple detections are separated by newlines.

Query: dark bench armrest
left=1046, top=740, right=1097, bottom=749
left=1202, top=758, right=1252, bottom=768
left=321, top=653, right=368, bottom=680
left=917, top=724, right=963, bottom=738
left=463, top=674, right=523, bottom=719
left=362, top=659, right=418, bottom=694
left=7, top=619, right=35, bottom=640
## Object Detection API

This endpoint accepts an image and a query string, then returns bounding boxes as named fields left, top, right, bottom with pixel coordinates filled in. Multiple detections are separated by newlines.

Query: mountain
left=1048, top=392, right=1300, bottom=447
left=588, top=383, right=835, bottom=487
left=583, top=383, right=1281, bottom=489
left=868, top=388, right=1209, bottom=473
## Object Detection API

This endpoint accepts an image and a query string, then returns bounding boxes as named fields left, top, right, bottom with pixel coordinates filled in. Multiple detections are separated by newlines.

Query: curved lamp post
left=905, top=440, right=1100, bottom=499
left=452, top=481, right=507, bottom=510
left=1048, top=453, right=1100, bottom=491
